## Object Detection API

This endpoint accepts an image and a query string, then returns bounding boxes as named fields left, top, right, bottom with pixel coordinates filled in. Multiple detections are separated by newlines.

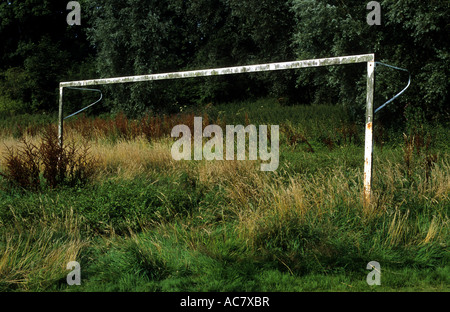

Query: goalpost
left=58, top=53, right=375, bottom=207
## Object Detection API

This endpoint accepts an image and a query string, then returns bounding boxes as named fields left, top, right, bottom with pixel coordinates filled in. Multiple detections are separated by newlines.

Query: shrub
left=0, top=126, right=98, bottom=191
left=0, top=139, right=41, bottom=191
left=0, top=95, right=27, bottom=116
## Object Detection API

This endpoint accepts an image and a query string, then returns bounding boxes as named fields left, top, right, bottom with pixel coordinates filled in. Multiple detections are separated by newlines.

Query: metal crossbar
left=58, top=53, right=375, bottom=206
left=60, top=54, right=374, bottom=88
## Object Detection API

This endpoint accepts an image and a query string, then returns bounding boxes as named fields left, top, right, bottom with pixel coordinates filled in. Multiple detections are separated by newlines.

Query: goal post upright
left=364, top=59, right=375, bottom=208
left=58, top=86, right=64, bottom=148
left=58, top=53, right=375, bottom=207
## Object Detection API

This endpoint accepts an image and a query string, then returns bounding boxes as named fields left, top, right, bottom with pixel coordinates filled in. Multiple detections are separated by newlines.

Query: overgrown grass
left=0, top=99, right=448, bottom=292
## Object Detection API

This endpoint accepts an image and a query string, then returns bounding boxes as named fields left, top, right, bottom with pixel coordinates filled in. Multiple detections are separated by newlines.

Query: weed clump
left=1, top=126, right=97, bottom=191
left=0, top=139, right=40, bottom=190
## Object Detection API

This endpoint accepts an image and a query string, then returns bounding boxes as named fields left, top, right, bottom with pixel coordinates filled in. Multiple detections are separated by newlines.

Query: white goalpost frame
left=58, top=53, right=375, bottom=207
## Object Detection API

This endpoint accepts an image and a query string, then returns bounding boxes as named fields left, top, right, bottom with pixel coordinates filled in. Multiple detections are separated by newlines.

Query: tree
left=290, top=0, right=449, bottom=122
left=0, top=0, right=94, bottom=112
left=84, top=0, right=189, bottom=115
left=85, top=0, right=299, bottom=115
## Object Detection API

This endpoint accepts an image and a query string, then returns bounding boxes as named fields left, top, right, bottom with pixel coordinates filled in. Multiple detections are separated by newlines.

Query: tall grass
left=0, top=208, right=87, bottom=291
left=0, top=99, right=448, bottom=291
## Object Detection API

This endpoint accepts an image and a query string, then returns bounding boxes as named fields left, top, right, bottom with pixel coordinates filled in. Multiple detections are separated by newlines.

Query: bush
left=0, top=126, right=98, bottom=191
left=0, top=139, right=41, bottom=191
left=0, top=95, right=26, bottom=116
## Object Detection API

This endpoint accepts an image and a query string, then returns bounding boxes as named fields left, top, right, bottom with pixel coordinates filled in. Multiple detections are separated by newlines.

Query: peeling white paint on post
left=364, top=60, right=375, bottom=208
left=58, top=53, right=376, bottom=206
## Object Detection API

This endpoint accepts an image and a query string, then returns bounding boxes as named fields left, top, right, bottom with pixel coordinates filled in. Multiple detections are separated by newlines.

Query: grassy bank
left=0, top=98, right=448, bottom=291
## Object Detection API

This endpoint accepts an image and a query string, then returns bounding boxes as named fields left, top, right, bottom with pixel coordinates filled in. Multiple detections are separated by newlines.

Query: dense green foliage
left=0, top=0, right=93, bottom=113
left=0, top=1, right=447, bottom=120
left=291, top=0, right=449, bottom=123
left=83, top=0, right=297, bottom=115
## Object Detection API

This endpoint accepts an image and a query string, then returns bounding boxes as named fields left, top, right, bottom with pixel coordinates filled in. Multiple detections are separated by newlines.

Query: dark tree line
left=0, top=0, right=448, bottom=122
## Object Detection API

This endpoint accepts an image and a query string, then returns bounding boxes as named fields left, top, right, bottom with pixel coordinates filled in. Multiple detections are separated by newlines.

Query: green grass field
left=0, top=98, right=448, bottom=292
